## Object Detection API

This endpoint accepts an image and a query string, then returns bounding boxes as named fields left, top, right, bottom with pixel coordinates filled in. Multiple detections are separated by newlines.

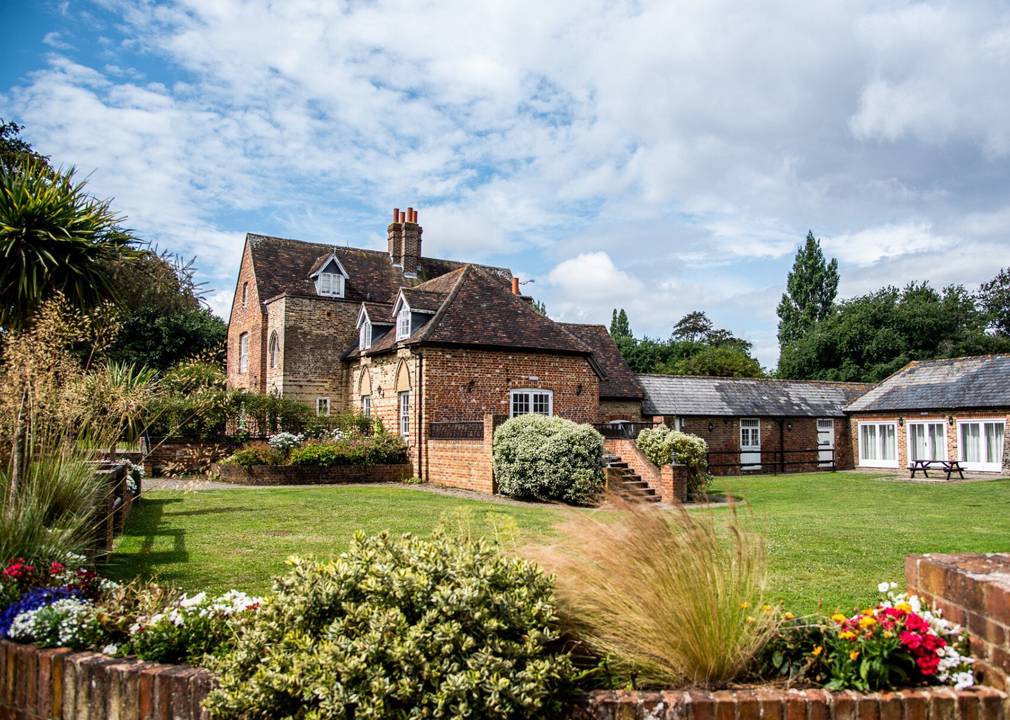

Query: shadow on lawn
left=105, top=498, right=262, bottom=584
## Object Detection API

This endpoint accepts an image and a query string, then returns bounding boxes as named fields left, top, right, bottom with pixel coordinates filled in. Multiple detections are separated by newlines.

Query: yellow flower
left=740, top=602, right=751, bottom=609
left=746, top=616, right=756, bottom=623
left=831, top=613, right=847, bottom=622
left=858, top=617, right=877, bottom=628
left=896, top=602, right=912, bottom=612
left=812, top=646, right=823, bottom=656
left=779, top=599, right=786, bottom=604
left=839, top=631, right=857, bottom=640
left=884, top=631, right=894, bottom=638
left=862, top=608, right=874, bottom=616
left=784, top=612, right=796, bottom=620
left=763, top=605, right=772, bottom=611
left=850, top=650, right=860, bottom=660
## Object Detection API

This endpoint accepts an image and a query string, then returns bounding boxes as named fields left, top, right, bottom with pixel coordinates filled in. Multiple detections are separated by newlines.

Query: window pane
left=861, top=425, right=877, bottom=460
left=513, top=392, right=529, bottom=417
left=909, top=425, right=925, bottom=462
left=881, top=424, right=896, bottom=461
left=928, top=424, right=944, bottom=460
left=533, top=393, right=550, bottom=415
left=961, top=424, right=980, bottom=463
left=985, top=422, right=1005, bottom=464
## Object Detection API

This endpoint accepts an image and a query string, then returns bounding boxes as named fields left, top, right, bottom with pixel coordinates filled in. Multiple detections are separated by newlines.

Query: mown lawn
left=109, top=473, right=1010, bottom=615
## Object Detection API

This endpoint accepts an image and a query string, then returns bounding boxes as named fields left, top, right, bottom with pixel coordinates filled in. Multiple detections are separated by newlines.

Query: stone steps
left=606, top=455, right=661, bottom=503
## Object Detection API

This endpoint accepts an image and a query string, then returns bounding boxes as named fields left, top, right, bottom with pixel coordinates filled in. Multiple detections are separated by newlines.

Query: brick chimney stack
left=388, top=207, right=422, bottom=275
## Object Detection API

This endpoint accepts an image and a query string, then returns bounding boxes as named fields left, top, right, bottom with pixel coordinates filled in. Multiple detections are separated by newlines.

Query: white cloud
left=547, top=252, right=643, bottom=303
left=822, top=223, right=951, bottom=267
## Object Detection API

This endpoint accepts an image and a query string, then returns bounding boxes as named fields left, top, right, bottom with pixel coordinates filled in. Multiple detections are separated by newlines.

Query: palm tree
left=0, top=160, right=133, bottom=330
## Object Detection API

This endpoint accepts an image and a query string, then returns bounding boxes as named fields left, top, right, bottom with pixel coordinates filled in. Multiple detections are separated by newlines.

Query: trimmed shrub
left=205, top=531, right=575, bottom=720
left=224, top=442, right=285, bottom=468
left=492, top=414, right=605, bottom=505
left=288, top=437, right=370, bottom=466
left=636, top=426, right=711, bottom=495
left=366, top=431, right=408, bottom=464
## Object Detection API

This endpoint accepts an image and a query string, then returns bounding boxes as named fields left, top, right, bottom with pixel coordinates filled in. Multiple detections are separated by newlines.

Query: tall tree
left=672, top=310, right=715, bottom=343
left=776, top=231, right=839, bottom=348
left=0, top=120, right=51, bottom=173
left=609, top=308, right=632, bottom=339
left=0, top=161, right=133, bottom=330
left=978, top=267, right=1010, bottom=337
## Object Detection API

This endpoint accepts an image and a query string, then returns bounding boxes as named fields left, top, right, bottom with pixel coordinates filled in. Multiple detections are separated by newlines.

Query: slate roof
left=638, top=374, right=872, bottom=418
left=845, top=355, right=1010, bottom=413
left=350, top=266, right=597, bottom=360
left=246, top=233, right=512, bottom=305
left=559, top=324, right=644, bottom=400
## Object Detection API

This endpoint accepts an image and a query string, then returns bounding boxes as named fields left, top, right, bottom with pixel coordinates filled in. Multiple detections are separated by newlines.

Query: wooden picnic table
left=909, top=459, right=965, bottom=480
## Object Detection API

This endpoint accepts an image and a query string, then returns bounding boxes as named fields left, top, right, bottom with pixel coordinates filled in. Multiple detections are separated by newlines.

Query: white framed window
left=361, top=395, right=371, bottom=418
left=957, top=420, right=1005, bottom=472
left=397, top=307, right=411, bottom=340
left=268, top=333, right=279, bottom=369
left=317, top=397, right=330, bottom=416
left=317, top=272, right=344, bottom=297
left=858, top=421, right=898, bottom=468
left=399, top=391, right=410, bottom=439
left=907, top=422, right=946, bottom=463
left=239, top=332, right=249, bottom=373
left=510, top=389, right=553, bottom=418
left=359, top=321, right=372, bottom=350
left=242, top=282, right=248, bottom=307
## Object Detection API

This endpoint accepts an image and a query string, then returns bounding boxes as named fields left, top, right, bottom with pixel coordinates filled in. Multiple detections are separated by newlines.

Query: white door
left=817, top=419, right=835, bottom=467
left=740, top=419, right=761, bottom=470
left=958, top=420, right=1005, bottom=472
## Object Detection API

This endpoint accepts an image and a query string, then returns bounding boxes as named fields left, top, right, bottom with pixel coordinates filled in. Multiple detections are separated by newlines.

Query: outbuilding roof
left=638, top=374, right=871, bottom=418
left=844, top=355, right=1010, bottom=413
left=559, top=324, right=643, bottom=400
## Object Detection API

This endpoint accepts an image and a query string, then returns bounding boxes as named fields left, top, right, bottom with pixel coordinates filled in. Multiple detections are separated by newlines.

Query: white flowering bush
left=8, top=597, right=99, bottom=649
left=636, top=426, right=711, bottom=496
left=493, top=414, right=605, bottom=504
left=204, top=531, right=576, bottom=720
left=267, top=431, right=305, bottom=453
left=120, top=590, right=262, bottom=664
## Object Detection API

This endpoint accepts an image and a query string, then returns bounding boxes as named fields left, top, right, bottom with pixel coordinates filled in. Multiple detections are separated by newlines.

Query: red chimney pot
left=393, top=208, right=399, bottom=222
left=511, top=277, right=520, bottom=295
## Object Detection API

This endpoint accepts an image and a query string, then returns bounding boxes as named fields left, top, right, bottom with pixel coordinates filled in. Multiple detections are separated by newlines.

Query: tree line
left=609, top=229, right=1010, bottom=383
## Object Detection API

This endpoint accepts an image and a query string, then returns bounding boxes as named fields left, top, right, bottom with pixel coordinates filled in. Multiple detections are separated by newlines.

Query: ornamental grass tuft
left=539, top=498, right=777, bottom=688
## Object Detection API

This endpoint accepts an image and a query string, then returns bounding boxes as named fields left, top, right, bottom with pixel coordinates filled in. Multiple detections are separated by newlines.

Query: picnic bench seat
left=908, top=459, right=965, bottom=480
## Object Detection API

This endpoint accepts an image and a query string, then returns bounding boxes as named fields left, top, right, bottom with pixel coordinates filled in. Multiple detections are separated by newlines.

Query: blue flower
left=0, top=586, right=82, bottom=638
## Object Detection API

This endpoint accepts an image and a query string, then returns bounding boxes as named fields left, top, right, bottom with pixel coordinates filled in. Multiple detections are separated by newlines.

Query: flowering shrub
left=493, top=414, right=605, bottom=505
left=0, top=586, right=83, bottom=638
left=761, top=583, right=974, bottom=691
left=117, top=459, right=144, bottom=495
left=119, top=590, right=261, bottom=664
left=266, top=432, right=304, bottom=453
left=224, top=442, right=285, bottom=468
left=205, top=531, right=575, bottom=720
left=288, top=436, right=370, bottom=466
left=8, top=597, right=99, bottom=649
left=636, top=426, right=711, bottom=495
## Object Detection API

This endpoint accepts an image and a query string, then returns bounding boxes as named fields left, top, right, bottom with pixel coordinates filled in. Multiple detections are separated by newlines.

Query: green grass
left=106, top=486, right=558, bottom=594
left=110, top=473, right=1010, bottom=615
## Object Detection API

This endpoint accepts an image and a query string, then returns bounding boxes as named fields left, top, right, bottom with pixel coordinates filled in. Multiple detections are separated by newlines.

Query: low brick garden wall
left=210, top=462, right=412, bottom=485
left=0, top=640, right=1003, bottom=720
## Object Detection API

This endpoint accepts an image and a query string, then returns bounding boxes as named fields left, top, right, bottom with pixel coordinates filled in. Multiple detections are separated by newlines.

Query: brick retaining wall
left=211, top=462, right=412, bottom=485
left=1, top=640, right=1003, bottom=720
left=143, top=438, right=233, bottom=477
left=604, top=438, right=688, bottom=503
left=906, top=553, right=1010, bottom=692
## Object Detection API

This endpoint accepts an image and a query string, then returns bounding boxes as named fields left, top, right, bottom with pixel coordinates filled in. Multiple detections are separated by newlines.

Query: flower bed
left=220, top=428, right=408, bottom=470
left=211, top=462, right=413, bottom=485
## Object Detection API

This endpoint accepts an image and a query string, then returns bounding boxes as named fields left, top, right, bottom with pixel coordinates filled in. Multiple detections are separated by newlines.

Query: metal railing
left=706, top=448, right=835, bottom=474
left=592, top=422, right=656, bottom=440
left=429, top=421, right=485, bottom=440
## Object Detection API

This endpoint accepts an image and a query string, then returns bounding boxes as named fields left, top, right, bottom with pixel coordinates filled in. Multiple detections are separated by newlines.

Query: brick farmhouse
left=226, top=208, right=643, bottom=490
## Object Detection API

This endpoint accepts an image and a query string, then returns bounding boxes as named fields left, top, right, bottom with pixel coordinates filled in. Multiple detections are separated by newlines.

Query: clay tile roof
left=559, top=324, right=643, bottom=400
left=845, top=354, right=1010, bottom=412
left=361, top=301, right=394, bottom=324
left=246, top=233, right=512, bottom=305
left=399, top=288, right=448, bottom=313
left=638, top=375, right=872, bottom=418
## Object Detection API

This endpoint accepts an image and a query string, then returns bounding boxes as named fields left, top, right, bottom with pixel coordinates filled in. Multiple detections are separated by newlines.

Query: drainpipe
left=779, top=418, right=785, bottom=475
left=416, top=351, right=424, bottom=482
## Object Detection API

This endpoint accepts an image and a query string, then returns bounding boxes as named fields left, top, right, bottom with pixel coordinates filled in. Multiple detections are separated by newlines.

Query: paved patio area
left=849, top=468, right=1008, bottom=484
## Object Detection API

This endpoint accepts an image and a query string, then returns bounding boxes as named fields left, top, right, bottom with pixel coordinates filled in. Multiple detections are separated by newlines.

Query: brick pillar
left=660, top=465, right=688, bottom=503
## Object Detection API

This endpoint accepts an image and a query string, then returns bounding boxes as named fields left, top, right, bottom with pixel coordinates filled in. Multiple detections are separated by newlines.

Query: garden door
left=740, top=419, right=761, bottom=470
left=817, top=419, right=835, bottom=467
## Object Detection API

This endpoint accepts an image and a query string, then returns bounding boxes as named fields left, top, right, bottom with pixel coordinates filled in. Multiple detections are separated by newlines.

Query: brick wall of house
left=599, top=399, right=644, bottom=422
left=423, top=414, right=500, bottom=493
left=849, top=410, right=1010, bottom=473
left=655, top=415, right=850, bottom=475
left=353, top=350, right=414, bottom=443
left=227, top=242, right=267, bottom=393
left=267, top=295, right=358, bottom=410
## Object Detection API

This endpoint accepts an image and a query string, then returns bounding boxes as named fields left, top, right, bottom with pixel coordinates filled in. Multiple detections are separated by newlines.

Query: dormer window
left=397, top=307, right=411, bottom=340
left=311, top=253, right=349, bottom=298
left=359, top=321, right=372, bottom=350
left=317, top=272, right=344, bottom=297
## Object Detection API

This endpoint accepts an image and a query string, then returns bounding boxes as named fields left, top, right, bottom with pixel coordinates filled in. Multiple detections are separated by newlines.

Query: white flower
left=102, top=644, right=118, bottom=656
left=878, top=582, right=891, bottom=593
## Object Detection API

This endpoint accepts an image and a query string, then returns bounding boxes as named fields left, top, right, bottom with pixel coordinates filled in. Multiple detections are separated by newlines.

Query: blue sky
left=3, top=0, right=1010, bottom=368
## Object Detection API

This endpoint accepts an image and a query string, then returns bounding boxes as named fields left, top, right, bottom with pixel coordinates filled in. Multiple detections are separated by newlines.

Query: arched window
left=268, top=332, right=280, bottom=369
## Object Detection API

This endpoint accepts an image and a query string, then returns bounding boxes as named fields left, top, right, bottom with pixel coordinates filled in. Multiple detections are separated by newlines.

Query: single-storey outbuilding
left=845, top=355, right=1010, bottom=474
left=637, top=374, right=871, bottom=475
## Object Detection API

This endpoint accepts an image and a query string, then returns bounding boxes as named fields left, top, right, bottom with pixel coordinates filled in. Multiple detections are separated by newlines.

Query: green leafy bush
left=366, top=431, right=408, bottom=464
left=492, top=414, right=604, bottom=505
left=288, top=437, right=369, bottom=466
left=205, top=531, right=575, bottom=720
left=224, top=442, right=285, bottom=468
left=636, top=426, right=711, bottom=496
